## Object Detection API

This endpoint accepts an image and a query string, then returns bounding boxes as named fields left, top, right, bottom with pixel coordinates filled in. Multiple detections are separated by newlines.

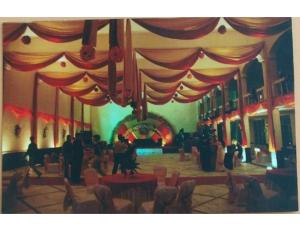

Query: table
left=101, top=173, right=157, bottom=211
left=265, top=168, right=297, bottom=196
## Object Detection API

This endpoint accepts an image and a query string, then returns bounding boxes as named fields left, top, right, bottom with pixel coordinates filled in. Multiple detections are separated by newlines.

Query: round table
left=101, top=173, right=157, bottom=211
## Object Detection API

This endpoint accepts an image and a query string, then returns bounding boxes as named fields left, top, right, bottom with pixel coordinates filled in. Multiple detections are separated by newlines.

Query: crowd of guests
left=24, top=132, right=138, bottom=183
left=175, top=125, right=243, bottom=172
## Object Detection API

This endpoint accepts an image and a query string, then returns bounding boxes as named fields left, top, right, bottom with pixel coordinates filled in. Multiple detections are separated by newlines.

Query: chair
left=63, top=178, right=100, bottom=214
left=191, top=146, right=200, bottom=163
left=93, top=184, right=134, bottom=214
left=225, top=171, right=247, bottom=205
left=243, top=176, right=279, bottom=212
left=83, top=168, right=100, bottom=192
left=178, top=148, right=185, bottom=161
left=44, top=154, right=63, bottom=174
left=169, top=180, right=196, bottom=213
left=139, top=186, right=178, bottom=214
left=167, top=171, right=180, bottom=187
left=2, top=172, right=22, bottom=213
left=153, top=166, right=167, bottom=187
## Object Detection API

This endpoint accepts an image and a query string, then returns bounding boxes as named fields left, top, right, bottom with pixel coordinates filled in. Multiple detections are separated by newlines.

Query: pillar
left=81, top=103, right=84, bottom=131
left=53, top=88, right=59, bottom=147
left=273, top=108, right=283, bottom=150
left=31, top=75, right=39, bottom=143
left=221, top=83, right=228, bottom=145
left=261, top=46, right=278, bottom=167
left=70, top=96, right=74, bottom=137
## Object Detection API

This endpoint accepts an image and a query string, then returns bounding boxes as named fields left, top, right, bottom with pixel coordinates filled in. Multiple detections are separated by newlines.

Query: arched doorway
left=111, top=113, right=176, bottom=146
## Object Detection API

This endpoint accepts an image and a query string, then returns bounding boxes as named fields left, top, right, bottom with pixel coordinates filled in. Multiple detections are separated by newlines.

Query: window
left=251, top=119, right=266, bottom=145
left=280, top=114, right=293, bottom=146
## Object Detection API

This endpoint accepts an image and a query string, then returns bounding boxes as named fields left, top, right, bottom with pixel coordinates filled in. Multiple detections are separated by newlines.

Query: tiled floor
left=3, top=153, right=267, bottom=179
left=8, top=184, right=247, bottom=214
left=3, top=153, right=268, bottom=214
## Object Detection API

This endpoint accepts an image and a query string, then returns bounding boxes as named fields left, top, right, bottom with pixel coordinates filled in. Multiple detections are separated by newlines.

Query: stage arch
left=111, top=113, right=176, bottom=146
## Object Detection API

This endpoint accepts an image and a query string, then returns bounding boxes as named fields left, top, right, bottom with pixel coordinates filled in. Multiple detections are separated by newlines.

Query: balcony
left=244, top=87, right=264, bottom=106
left=273, top=77, right=294, bottom=97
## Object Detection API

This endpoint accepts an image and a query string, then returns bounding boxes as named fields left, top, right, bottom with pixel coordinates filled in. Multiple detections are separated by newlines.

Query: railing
left=272, top=77, right=294, bottom=97
left=243, top=87, right=264, bottom=105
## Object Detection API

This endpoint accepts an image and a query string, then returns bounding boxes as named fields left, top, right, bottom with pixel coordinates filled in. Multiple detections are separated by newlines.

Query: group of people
left=176, top=125, right=243, bottom=172
left=24, top=132, right=138, bottom=183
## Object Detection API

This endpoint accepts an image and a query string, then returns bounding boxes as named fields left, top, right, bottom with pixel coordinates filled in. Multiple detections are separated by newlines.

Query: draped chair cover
left=224, top=17, right=291, bottom=38
left=4, top=51, right=109, bottom=71
left=133, top=18, right=220, bottom=39
left=169, top=180, right=196, bottom=213
left=93, top=184, right=134, bottom=214
left=3, top=20, right=109, bottom=45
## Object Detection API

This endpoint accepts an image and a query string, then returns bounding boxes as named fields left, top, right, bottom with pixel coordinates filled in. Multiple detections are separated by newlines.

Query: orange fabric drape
left=77, top=95, right=109, bottom=106
left=141, top=69, right=188, bottom=83
left=60, top=84, right=96, bottom=97
left=190, top=68, right=239, bottom=83
left=181, top=81, right=216, bottom=91
left=4, top=51, right=63, bottom=71
left=36, top=72, right=86, bottom=87
left=203, top=43, right=264, bottom=65
left=136, top=43, right=264, bottom=70
left=133, top=18, right=219, bottom=39
left=244, top=101, right=268, bottom=115
left=123, top=19, right=134, bottom=103
left=3, top=23, right=27, bottom=45
left=3, top=20, right=109, bottom=45
left=136, top=48, right=200, bottom=70
left=146, top=82, right=180, bottom=94
left=4, top=51, right=109, bottom=71
left=273, top=93, right=294, bottom=108
left=224, top=17, right=291, bottom=37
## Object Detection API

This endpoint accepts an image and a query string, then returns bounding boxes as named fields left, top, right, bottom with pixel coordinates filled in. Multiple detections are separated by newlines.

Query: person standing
left=24, top=136, right=42, bottom=177
left=92, top=134, right=106, bottom=176
left=112, top=135, right=128, bottom=174
left=62, top=135, right=73, bottom=179
left=71, top=133, right=84, bottom=183
left=216, top=141, right=226, bottom=172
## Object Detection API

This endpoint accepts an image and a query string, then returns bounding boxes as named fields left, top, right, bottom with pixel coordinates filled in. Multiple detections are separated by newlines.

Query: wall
left=91, top=101, right=198, bottom=143
left=1, top=69, right=90, bottom=153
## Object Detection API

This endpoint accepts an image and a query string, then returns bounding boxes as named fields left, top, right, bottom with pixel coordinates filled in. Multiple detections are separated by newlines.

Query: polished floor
left=3, top=153, right=267, bottom=214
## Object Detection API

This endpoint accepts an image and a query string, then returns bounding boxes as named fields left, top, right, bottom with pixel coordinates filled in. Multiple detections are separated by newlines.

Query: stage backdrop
left=91, top=100, right=198, bottom=143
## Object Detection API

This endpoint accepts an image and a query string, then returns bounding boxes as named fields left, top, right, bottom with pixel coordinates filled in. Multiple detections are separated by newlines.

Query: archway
left=111, top=113, right=176, bottom=146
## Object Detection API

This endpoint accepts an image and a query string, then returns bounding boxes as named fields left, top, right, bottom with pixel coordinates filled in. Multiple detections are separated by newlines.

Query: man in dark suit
left=24, top=136, right=42, bottom=177
left=63, top=135, right=73, bottom=179
left=71, top=133, right=84, bottom=183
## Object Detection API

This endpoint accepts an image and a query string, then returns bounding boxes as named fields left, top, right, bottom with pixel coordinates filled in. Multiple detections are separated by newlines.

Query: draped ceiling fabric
left=224, top=17, right=291, bottom=38
left=133, top=18, right=220, bottom=40
left=136, top=43, right=264, bottom=70
left=133, top=18, right=290, bottom=39
left=4, top=51, right=109, bottom=71
left=3, top=20, right=109, bottom=45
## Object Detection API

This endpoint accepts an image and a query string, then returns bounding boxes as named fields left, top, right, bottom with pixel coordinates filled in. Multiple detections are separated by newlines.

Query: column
left=81, top=103, right=84, bottom=131
left=261, top=46, right=277, bottom=167
left=237, top=71, right=248, bottom=147
left=221, top=83, right=228, bottom=145
left=273, top=109, right=283, bottom=150
left=31, top=75, right=39, bottom=143
left=70, top=96, right=74, bottom=137
left=53, top=88, right=59, bottom=147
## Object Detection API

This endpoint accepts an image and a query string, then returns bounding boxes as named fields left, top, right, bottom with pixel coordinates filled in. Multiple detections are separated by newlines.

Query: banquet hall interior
left=0, top=17, right=298, bottom=214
